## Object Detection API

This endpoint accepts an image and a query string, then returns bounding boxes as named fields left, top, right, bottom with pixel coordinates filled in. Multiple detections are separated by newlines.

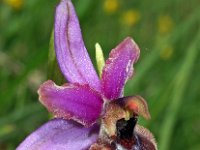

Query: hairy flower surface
left=17, top=0, right=156, bottom=150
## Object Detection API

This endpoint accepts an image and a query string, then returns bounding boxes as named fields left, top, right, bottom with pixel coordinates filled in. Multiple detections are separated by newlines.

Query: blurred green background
left=0, top=0, right=200, bottom=149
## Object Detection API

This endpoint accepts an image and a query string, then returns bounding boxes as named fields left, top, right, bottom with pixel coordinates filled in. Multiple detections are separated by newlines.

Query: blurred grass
left=0, top=0, right=200, bottom=149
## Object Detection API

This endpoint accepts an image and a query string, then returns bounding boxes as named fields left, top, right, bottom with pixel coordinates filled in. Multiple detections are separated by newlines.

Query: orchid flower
left=17, top=0, right=157, bottom=150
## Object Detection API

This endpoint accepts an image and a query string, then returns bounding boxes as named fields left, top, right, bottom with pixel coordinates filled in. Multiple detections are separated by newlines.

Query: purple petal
left=17, top=119, right=99, bottom=150
left=101, top=37, right=140, bottom=100
left=54, top=0, right=100, bottom=91
left=38, top=80, right=103, bottom=127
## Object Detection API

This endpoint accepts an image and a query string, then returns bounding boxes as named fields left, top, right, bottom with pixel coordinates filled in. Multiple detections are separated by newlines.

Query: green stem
left=159, top=30, right=200, bottom=150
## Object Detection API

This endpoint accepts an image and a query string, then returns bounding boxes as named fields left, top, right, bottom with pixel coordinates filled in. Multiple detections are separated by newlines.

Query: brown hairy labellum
left=89, top=96, right=157, bottom=150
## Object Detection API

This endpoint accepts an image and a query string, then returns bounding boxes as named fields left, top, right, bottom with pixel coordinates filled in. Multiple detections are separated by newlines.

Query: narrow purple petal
left=17, top=119, right=99, bottom=150
left=54, top=0, right=100, bottom=91
left=101, top=37, right=140, bottom=100
left=38, top=80, right=103, bottom=127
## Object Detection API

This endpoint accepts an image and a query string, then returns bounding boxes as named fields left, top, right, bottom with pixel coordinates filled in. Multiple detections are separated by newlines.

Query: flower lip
left=99, top=95, right=151, bottom=141
left=135, top=125, right=157, bottom=150
left=115, top=117, right=138, bottom=149
left=116, top=117, right=138, bottom=140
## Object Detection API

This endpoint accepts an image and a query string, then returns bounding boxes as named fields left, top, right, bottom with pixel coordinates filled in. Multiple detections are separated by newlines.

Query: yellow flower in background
left=158, top=15, right=174, bottom=35
left=121, top=10, right=140, bottom=27
left=0, top=124, right=15, bottom=136
left=160, top=45, right=174, bottom=60
left=103, top=0, right=119, bottom=14
left=4, top=0, right=23, bottom=10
